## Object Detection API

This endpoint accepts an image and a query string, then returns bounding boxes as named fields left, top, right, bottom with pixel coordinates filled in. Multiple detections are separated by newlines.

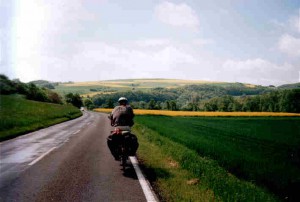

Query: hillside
left=89, top=81, right=273, bottom=109
left=54, top=78, right=220, bottom=96
left=30, top=80, right=60, bottom=89
left=0, top=95, right=82, bottom=141
left=29, top=78, right=298, bottom=113
left=278, top=82, right=300, bottom=89
left=53, top=78, right=268, bottom=96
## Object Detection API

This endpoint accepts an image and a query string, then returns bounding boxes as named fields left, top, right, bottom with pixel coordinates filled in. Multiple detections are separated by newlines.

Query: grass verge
left=0, top=95, right=82, bottom=141
left=133, top=123, right=277, bottom=202
left=134, top=116, right=300, bottom=201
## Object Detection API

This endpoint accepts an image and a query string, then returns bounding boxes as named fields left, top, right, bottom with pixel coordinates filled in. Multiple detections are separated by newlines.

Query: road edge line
left=73, top=130, right=81, bottom=135
left=29, top=147, right=57, bottom=166
left=129, top=156, right=159, bottom=202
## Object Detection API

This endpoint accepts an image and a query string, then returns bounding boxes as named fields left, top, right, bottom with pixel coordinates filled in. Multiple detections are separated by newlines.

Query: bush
left=0, top=74, right=16, bottom=94
left=65, top=93, right=83, bottom=108
left=0, top=74, right=63, bottom=104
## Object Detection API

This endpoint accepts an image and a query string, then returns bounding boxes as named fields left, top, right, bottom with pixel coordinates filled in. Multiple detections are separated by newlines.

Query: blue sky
left=0, top=0, right=299, bottom=85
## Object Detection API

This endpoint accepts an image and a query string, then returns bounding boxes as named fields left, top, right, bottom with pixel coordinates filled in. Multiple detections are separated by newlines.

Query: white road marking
left=73, top=130, right=81, bottom=135
left=129, top=156, right=158, bottom=202
left=28, top=147, right=57, bottom=166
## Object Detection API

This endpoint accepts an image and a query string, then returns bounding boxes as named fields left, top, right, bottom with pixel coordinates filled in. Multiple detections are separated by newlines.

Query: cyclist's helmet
left=118, top=97, right=128, bottom=103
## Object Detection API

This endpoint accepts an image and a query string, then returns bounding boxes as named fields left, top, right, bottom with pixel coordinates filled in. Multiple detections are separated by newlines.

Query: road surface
left=0, top=111, right=148, bottom=202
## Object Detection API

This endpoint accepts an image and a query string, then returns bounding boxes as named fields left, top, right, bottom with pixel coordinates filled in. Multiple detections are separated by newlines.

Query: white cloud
left=288, top=14, right=300, bottom=33
left=0, top=30, right=3, bottom=65
left=77, top=41, right=199, bottom=71
left=7, top=0, right=297, bottom=86
left=23, top=39, right=203, bottom=82
left=278, top=34, right=300, bottom=57
left=193, top=38, right=215, bottom=46
left=134, top=38, right=170, bottom=47
left=222, top=58, right=296, bottom=85
left=271, top=11, right=300, bottom=33
left=223, top=58, right=293, bottom=71
left=154, top=1, right=199, bottom=30
left=11, top=0, right=97, bottom=81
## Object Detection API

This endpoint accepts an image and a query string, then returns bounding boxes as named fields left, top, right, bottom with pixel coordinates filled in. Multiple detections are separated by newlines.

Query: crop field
left=81, top=91, right=115, bottom=98
left=62, top=79, right=221, bottom=88
left=54, top=84, right=119, bottom=95
left=0, top=95, right=82, bottom=141
left=94, top=108, right=300, bottom=117
left=133, top=115, right=300, bottom=201
left=54, top=79, right=230, bottom=96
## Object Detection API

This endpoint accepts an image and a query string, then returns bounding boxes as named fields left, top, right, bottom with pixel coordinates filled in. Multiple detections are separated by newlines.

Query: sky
left=0, top=0, right=299, bottom=86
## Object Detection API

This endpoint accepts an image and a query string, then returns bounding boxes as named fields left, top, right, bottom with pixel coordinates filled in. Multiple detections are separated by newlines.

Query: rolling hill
left=52, top=78, right=267, bottom=96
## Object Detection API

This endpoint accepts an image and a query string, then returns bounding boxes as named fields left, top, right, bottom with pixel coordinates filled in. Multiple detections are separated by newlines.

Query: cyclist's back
left=111, top=104, right=134, bottom=127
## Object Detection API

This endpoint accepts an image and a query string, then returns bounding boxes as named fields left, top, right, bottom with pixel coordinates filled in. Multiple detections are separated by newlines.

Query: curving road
left=0, top=111, right=148, bottom=202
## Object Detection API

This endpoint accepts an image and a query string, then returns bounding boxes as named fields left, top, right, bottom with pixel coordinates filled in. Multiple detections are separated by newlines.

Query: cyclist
left=108, top=97, right=135, bottom=160
left=110, top=97, right=134, bottom=128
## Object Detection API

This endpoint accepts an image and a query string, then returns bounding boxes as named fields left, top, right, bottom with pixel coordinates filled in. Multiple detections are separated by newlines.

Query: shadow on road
left=122, top=164, right=138, bottom=180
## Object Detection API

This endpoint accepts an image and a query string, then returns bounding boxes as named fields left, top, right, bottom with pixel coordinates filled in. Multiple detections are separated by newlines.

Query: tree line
left=4, top=73, right=297, bottom=113
left=200, top=90, right=300, bottom=113
left=90, top=85, right=300, bottom=113
left=0, top=75, right=83, bottom=108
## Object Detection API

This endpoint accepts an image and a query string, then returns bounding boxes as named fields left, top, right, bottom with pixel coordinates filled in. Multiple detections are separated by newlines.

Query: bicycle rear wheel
left=121, top=155, right=126, bottom=170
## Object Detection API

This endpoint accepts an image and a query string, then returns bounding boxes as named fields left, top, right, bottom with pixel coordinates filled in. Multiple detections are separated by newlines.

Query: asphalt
left=0, top=111, right=146, bottom=202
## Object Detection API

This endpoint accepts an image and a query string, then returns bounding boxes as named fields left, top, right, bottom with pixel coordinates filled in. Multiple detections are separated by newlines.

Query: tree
left=218, top=96, right=235, bottom=112
left=140, top=101, right=147, bottom=109
left=65, top=93, right=83, bottom=108
left=84, top=98, right=95, bottom=110
left=203, top=98, right=218, bottom=111
left=47, top=90, right=63, bottom=104
left=43, top=83, right=55, bottom=89
left=170, top=100, right=177, bottom=111
left=165, top=101, right=171, bottom=110
left=0, top=74, right=16, bottom=94
left=155, top=101, right=162, bottom=110
left=0, top=74, right=66, bottom=104
left=232, top=100, right=242, bottom=111
left=279, top=89, right=300, bottom=113
left=148, top=99, right=156, bottom=109
left=14, top=80, right=29, bottom=95
left=105, top=98, right=114, bottom=108
left=26, top=83, right=49, bottom=102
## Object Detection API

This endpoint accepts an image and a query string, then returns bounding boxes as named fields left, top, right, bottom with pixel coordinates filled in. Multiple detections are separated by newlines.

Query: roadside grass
left=133, top=124, right=219, bottom=202
left=133, top=123, right=277, bottom=201
left=94, top=108, right=300, bottom=117
left=134, top=116, right=300, bottom=201
left=0, top=95, right=82, bottom=141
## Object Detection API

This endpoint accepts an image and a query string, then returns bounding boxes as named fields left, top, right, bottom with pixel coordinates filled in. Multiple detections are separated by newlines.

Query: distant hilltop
left=29, top=78, right=300, bottom=90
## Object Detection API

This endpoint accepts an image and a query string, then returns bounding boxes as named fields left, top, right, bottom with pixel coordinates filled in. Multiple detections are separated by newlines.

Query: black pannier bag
left=107, top=133, right=139, bottom=157
left=124, top=133, right=139, bottom=156
left=107, top=134, right=120, bottom=158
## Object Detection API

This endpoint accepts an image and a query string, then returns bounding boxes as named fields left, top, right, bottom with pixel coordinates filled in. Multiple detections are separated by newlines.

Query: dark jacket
left=111, top=105, right=134, bottom=127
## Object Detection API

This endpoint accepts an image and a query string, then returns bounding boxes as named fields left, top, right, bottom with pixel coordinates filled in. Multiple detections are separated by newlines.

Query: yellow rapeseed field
left=94, top=108, right=300, bottom=117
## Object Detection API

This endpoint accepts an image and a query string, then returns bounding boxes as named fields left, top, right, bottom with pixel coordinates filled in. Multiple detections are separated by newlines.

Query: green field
left=53, top=79, right=227, bottom=96
left=0, top=95, right=82, bottom=141
left=133, top=116, right=300, bottom=201
left=54, top=84, right=118, bottom=95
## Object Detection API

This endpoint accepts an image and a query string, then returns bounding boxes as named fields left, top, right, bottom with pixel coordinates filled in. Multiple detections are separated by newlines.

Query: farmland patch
left=134, top=116, right=300, bottom=201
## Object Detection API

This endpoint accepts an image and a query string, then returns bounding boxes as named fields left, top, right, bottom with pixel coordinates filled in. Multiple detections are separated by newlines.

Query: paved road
left=0, top=111, right=147, bottom=202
